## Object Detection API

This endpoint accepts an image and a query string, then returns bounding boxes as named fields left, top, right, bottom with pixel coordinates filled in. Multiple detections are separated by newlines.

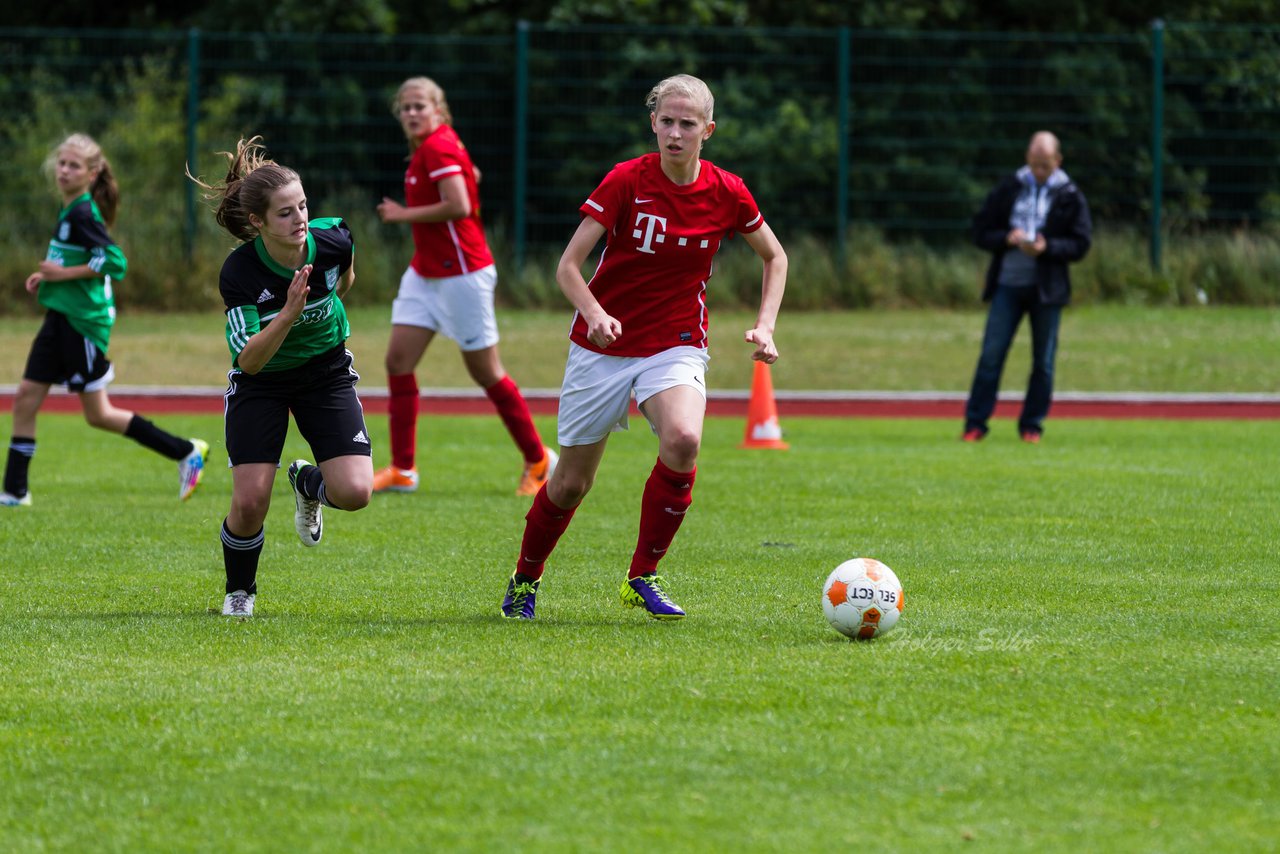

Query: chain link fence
left=2, top=21, right=1278, bottom=271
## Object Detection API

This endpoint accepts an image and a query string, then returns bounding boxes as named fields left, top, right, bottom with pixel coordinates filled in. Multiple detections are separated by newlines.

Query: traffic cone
left=740, top=360, right=789, bottom=450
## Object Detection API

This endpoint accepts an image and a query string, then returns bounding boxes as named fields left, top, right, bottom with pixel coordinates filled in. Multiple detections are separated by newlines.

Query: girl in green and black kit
left=190, top=136, right=373, bottom=617
left=2, top=134, right=208, bottom=507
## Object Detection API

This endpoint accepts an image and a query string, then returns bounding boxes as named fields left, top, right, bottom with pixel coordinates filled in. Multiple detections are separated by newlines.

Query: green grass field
left=1, top=411, right=1276, bottom=851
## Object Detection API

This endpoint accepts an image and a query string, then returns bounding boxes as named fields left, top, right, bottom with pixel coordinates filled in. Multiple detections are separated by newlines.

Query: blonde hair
left=186, top=136, right=301, bottom=242
left=47, top=133, right=120, bottom=226
left=392, top=76, right=453, bottom=126
left=645, top=74, right=715, bottom=124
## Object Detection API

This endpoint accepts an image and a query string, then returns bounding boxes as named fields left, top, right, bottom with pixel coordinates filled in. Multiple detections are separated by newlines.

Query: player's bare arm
left=557, top=217, right=621, bottom=347
left=336, top=259, right=355, bottom=299
left=36, top=261, right=95, bottom=282
left=742, top=221, right=787, bottom=363
left=378, top=174, right=471, bottom=224
left=236, top=264, right=312, bottom=374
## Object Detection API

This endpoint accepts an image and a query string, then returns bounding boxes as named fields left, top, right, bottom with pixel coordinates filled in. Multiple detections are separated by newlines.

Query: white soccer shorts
left=390, top=264, right=500, bottom=352
left=556, top=343, right=710, bottom=447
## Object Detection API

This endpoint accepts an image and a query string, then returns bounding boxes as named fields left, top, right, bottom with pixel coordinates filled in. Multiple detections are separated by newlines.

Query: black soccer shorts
left=23, top=310, right=114, bottom=392
left=224, top=345, right=372, bottom=466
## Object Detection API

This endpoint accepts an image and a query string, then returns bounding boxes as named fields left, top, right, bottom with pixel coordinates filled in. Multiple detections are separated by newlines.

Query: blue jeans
left=964, top=285, right=1062, bottom=434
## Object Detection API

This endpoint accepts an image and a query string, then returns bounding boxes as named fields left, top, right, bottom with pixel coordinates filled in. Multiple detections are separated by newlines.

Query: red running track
left=4, top=387, right=1278, bottom=420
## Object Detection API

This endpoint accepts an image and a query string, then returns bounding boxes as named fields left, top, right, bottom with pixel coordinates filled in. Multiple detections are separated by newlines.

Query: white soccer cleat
left=178, top=438, right=210, bottom=501
left=222, top=589, right=255, bottom=617
left=0, top=491, right=32, bottom=507
left=287, top=459, right=323, bottom=547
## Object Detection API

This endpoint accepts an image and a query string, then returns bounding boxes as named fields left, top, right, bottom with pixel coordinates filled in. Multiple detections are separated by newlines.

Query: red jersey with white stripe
left=573, top=153, right=763, bottom=357
left=405, top=124, right=493, bottom=278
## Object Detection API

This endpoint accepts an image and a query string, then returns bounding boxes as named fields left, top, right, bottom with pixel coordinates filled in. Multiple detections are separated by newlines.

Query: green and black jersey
left=220, top=218, right=354, bottom=372
left=38, top=192, right=127, bottom=354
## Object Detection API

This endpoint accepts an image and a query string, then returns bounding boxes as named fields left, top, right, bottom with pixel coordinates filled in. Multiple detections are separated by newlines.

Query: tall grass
left=8, top=217, right=1280, bottom=316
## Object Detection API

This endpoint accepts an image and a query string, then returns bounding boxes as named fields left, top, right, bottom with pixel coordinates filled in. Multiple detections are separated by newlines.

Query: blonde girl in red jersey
left=375, top=76, right=554, bottom=497
left=500, top=74, right=787, bottom=621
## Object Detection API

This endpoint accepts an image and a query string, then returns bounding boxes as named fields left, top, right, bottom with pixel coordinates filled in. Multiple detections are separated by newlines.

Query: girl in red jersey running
left=500, top=74, right=787, bottom=621
left=374, top=76, right=554, bottom=497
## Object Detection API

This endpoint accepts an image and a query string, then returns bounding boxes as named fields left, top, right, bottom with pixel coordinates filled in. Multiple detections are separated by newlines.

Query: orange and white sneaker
left=516, top=446, right=558, bottom=496
left=372, top=465, right=419, bottom=494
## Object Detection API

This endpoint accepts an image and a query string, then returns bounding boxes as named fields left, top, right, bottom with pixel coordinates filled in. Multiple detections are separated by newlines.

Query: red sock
left=388, top=373, right=419, bottom=471
left=629, top=457, right=696, bottom=579
left=486, top=376, right=544, bottom=464
left=516, top=486, right=578, bottom=581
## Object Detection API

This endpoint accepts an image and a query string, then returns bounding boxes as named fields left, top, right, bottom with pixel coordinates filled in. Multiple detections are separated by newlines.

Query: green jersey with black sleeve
left=37, top=192, right=127, bottom=354
left=220, top=218, right=354, bottom=372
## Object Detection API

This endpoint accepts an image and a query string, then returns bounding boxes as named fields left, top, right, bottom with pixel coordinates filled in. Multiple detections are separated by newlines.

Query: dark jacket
left=971, top=173, right=1092, bottom=306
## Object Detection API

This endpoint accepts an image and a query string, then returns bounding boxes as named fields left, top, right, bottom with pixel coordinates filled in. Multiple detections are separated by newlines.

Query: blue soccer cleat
left=621, top=574, right=686, bottom=621
left=501, top=573, right=540, bottom=620
left=178, top=438, right=209, bottom=501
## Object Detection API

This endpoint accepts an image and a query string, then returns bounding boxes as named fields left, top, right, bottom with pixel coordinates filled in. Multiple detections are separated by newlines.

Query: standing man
left=962, top=130, right=1092, bottom=443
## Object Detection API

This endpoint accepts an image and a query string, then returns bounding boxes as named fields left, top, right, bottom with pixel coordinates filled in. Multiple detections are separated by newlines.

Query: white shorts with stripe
left=556, top=343, right=710, bottom=447
left=390, top=263, right=499, bottom=352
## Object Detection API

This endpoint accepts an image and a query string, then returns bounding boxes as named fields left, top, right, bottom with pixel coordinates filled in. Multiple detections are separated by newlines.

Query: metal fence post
left=513, top=20, right=530, bottom=273
left=185, top=27, right=201, bottom=260
left=1150, top=19, right=1165, bottom=272
left=836, top=27, right=851, bottom=263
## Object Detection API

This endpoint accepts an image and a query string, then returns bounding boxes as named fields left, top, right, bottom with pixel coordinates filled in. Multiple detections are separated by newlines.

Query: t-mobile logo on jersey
left=633, top=211, right=715, bottom=255
left=633, top=211, right=667, bottom=254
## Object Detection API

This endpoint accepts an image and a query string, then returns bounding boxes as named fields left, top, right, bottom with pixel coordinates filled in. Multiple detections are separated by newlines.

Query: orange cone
left=740, top=361, right=789, bottom=450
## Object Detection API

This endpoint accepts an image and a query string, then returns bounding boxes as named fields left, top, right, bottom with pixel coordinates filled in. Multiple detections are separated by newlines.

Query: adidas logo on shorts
left=352, top=430, right=369, bottom=445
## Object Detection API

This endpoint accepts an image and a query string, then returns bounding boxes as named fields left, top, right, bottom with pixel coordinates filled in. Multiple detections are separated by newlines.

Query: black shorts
left=23, top=310, right=114, bottom=392
left=224, top=345, right=373, bottom=466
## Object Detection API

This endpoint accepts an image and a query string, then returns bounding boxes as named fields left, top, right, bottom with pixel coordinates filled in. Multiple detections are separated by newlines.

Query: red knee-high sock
left=388, top=373, right=419, bottom=471
left=629, top=457, right=696, bottom=579
left=485, top=376, right=544, bottom=464
left=516, top=485, right=578, bottom=581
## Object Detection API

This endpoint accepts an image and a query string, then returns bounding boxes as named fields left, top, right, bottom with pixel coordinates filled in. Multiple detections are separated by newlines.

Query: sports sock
left=4, top=436, right=35, bottom=497
left=485, top=376, right=544, bottom=464
left=515, top=485, right=578, bottom=581
left=293, top=463, right=343, bottom=509
left=629, top=457, right=696, bottom=579
left=124, top=415, right=194, bottom=460
left=387, top=373, right=419, bottom=471
left=221, top=519, right=263, bottom=594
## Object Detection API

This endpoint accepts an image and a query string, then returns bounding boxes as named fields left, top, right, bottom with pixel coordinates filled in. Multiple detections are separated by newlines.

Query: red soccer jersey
left=572, top=153, right=764, bottom=357
left=405, top=124, right=493, bottom=278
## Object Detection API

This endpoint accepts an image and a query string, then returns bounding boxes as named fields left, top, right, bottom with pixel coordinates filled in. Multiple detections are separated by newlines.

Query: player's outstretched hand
left=745, top=327, right=778, bottom=363
left=376, top=197, right=404, bottom=224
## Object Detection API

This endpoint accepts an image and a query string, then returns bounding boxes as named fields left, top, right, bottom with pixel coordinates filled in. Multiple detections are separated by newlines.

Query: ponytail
left=90, top=160, right=120, bottom=227
left=186, top=136, right=300, bottom=241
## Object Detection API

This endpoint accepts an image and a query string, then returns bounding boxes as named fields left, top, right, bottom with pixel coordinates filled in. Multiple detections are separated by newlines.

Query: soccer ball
left=822, top=558, right=904, bottom=640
